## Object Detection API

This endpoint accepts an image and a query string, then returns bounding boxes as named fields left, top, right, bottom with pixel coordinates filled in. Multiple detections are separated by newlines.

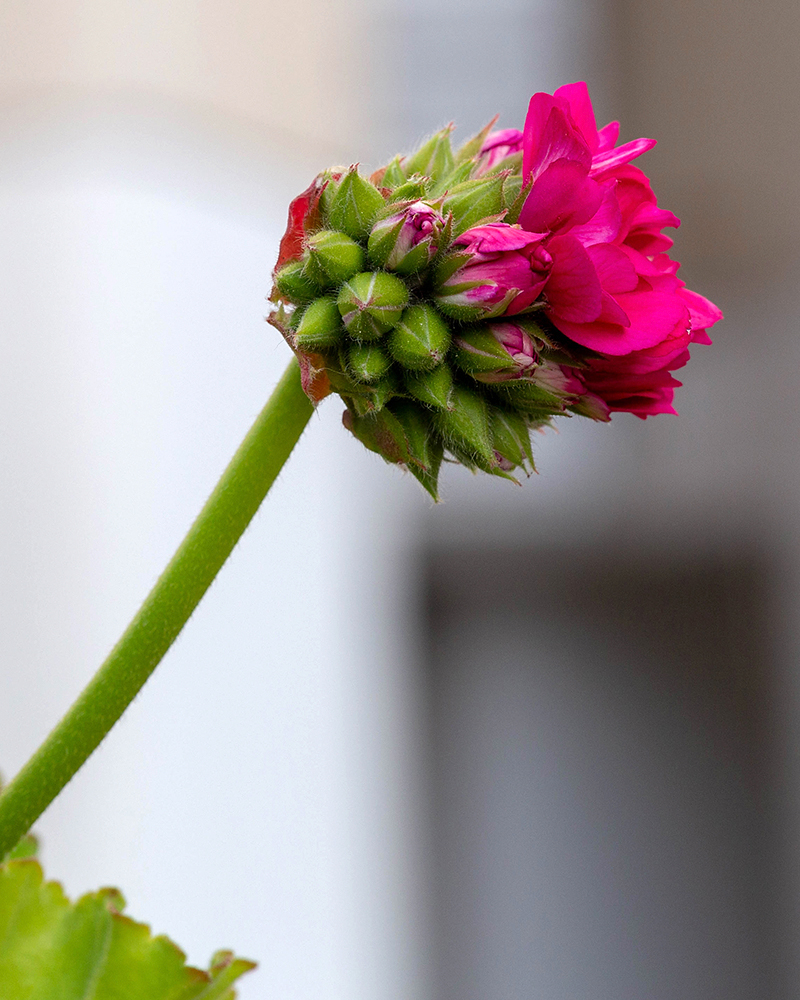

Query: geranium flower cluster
left=269, top=82, right=721, bottom=499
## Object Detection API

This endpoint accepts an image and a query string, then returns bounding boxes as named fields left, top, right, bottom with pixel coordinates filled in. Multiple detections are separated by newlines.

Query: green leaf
left=5, top=833, right=38, bottom=861
left=0, top=860, right=255, bottom=1000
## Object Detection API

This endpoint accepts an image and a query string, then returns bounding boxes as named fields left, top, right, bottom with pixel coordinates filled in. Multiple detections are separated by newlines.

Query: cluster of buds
left=269, top=84, right=721, bottom=500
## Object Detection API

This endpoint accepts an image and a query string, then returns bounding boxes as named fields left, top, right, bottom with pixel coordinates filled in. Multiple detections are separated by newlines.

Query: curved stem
left=0, top=358, right=314, bottom=859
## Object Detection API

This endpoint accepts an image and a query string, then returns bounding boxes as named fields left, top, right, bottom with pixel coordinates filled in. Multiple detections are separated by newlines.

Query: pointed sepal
left=273, top=260, right=322, bottom=304
left=441, top=174, right=507, bottom=235
left=452, top=324, right=519, bottom=379
left=489, top=379, right=567, bottom=415
left=404, top=126, right=455, bottom=183
left=381, top=156, right=407, bottom=188
left=391, top=400, right=444, bottom=499
left=337, top=271, right=409, bottom=340
left=489, top=406, right=535, bottom=474
left=433, top=385, right=494, bottom=468
left=454, top=116, right=498, bottom=165
left=404, top=364, right=454, bottom=410
left=387, top=305, right=451, bottom=371
left=303, top=230, right=364, bottom=287
left=347, top=341, right=393, bottom=383
left=293, top=296, right=345, bottom=350
left=326, top=166, right=387, bottom=241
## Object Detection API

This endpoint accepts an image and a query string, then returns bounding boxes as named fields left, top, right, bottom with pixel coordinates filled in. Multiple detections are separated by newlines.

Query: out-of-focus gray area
left=0, top=1, right=796, bottom=998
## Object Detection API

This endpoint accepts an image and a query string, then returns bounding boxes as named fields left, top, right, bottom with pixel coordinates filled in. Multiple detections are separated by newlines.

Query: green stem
left=0, top=358, right=313, bottom=859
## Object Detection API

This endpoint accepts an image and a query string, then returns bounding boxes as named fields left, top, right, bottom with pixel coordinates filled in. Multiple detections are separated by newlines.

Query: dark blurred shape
left=424, top=543, right=779, bottom=1000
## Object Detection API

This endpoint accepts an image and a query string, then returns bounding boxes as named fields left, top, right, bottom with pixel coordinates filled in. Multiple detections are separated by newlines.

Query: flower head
left=269, top=83, right=721, bottom=499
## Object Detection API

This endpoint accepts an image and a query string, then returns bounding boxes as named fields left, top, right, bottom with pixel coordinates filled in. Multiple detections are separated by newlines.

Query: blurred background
left=0, top=0, right=796, bottom=997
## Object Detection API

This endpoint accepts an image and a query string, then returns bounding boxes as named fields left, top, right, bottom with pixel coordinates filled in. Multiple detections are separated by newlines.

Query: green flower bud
left=367, top=371, right=400, bottom=412
left=390, top=400, right=444, bottom=499
left=441, top=175, right=506, bottom=235
left=273, top=260, right=322, bottom=304
left=387, top=176, right=430, bottom=203
left=326, top=166, right=386, bottom=241
left=387, top=305, right=451, bottom=371
left=404, top=365, right=454, bottom=410
left=317, top=171, right=342, bottom=220
left=342, top=394, right=444, bottom=498
left=452, top=324, right=519, bottom=378
left=347, top=342, right=392, bottom=383
left=490, top=407, right=534, bottom=474
left=453, top=118, right=497, bottom=165
left=367, top=201, right=445, bottom=275
left=429, top=159, right=475, bottom=197
left=293, top=296, right=345, bottom=350
left=404, top=127, right=455, bottom=183
left=489, top=379, right=567, bottom=415
left=303, top=230, right=364, bottom=287
left=434, top=385, right=494, bottom=468
left=381, top=157, right=407, bottom=188
left=337, top=272, right=409, bottom=341
left=503, top=174, right=533, bottom=225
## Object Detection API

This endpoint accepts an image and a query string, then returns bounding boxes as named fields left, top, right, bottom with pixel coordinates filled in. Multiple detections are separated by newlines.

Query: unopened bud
left=433, top=385, right=494, bottom=468
left=337, top=272, right=409, bottom=341
left=348, top=342, right=393, bottom=383
left=434, top=226, right=551, bottom=321
left=404, top=127, right=455, bottom=183
left=381, top=157, right=407, bottom=187
left=452, top=324, right=522, bottom=379
left=387, top=177, right=430, bottom=203
left=389, top=400, right=443, bottom=500
left=293, top=296, right=344, bottom=350
left=326, top=166, right=386, bottom=241
left=441, top=175, right=506, bottom=235
left=303, top=230, right=364, bottom=287
left=490, top=406, right=534, bottom=473
left=367, top=371, right=400, bottom=412
left=273, top=260, right=321, bottom=304
left=368, top=201, right=445, bottom=274
left=387, top=305, right=451, bottom=371
left=317, top=170, right=343, bottom=221
left=489, top=379, right=566, bottom=415
left=404, top=365, right=454, bottom=410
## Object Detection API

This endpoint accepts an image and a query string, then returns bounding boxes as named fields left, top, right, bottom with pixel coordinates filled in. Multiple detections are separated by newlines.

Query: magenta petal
left=519, top=159, right=594, bottom=233
left=553, top=292, right=689, bottom=354
left=596, top=121, right=620, bottom=152
left=523, top=94, right=568, bottom=177
left=679, top=287, right=724, bottom=331
left=524, top=102, right=591, bottom=181
left=587, top=243, right=639, bottom=293
left=553, top=81, right=598, bottom=150
left=505, top=276, right=550, bottom=315
left=597, top=291, right=630, bottom=326
left=456, top=223, right=547, bottom=253
left=545, top=234, right=603, bottom=323
left=481, top=128, right=524, bottom=153
left=570, top=185, right=622, bottom=245
left=590, top=137, right=657, bottom=176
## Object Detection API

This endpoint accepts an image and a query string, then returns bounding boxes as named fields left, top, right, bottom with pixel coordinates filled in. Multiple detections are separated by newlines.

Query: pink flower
left=476, top=128, right=524, bottom=175
left=434, top=223, right=552, bottom=320
left=502, top=81, right=721, bottom=417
